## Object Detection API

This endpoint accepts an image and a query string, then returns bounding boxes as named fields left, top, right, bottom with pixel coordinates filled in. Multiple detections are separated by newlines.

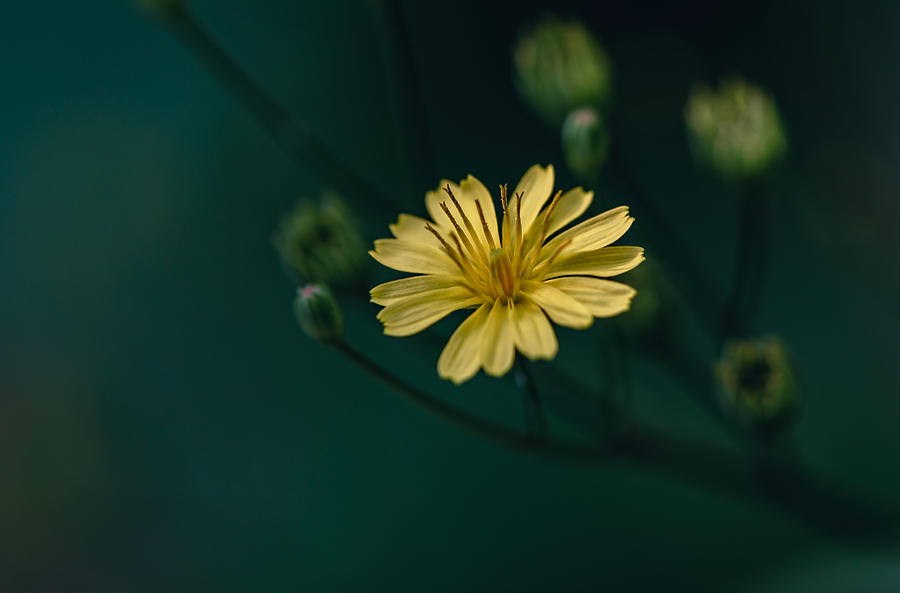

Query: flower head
left=513, top=18, right=613, bottom=127
left=369, top=165, right=643, bottom=384
left=685, top=77, right=787, bottom=181
left=274, top=192, right=368, bottom=287
left=715, top=335, right=800, bottom=434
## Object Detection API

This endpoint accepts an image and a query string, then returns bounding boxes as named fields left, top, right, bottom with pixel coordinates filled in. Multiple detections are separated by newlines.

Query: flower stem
left=515, top=358, right=547, bottom=441
left=332, top=340, right=550, bottom=454
left=151, top=5, right=398, bottom=215
left=608, top=148, right=724, bottom=332
left=369, top=0, right=436, bottom=202
left=719, top=183, right=770, bottom=343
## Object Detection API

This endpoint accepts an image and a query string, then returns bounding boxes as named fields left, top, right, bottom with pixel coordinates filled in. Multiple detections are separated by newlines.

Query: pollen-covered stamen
left=489, top=248, right=516, bottom=300
left=449, top=230, right=487, bottom=288
left=425, top=222, right=465, bottom=270
left=474, top=200, right=497, bottom=250
left=439, top=201, right=482, bottom=266
left=499, top=184, right=511, bottom=251
left=443, top=185, right=487, bottom=257
left=532, top=237, right=573, bottom=279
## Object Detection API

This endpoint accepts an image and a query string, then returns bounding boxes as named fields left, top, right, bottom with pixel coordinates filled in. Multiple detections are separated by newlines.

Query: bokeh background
left=3, top=0, right=900, bottom=591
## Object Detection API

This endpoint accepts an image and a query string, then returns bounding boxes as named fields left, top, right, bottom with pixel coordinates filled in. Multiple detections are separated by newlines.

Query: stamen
left=443, top=185, right=486, bottom=256
left=538, top=190, right=564, bottom=245
left=425, top=223, right=464, bottom=270
left=439, top=201, right=480, bottom=264
left=514, top=192, right=524, bottom=256
left=474, top=200, right=497, bottom=250
left=499, top=184, right=508, bottom=212
left=449, top=231, right=485, bottom=286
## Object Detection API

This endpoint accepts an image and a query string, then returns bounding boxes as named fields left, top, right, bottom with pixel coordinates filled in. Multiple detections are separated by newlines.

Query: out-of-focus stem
left=151, top=6, right=397, bottom=215
left=719, top=183, right=769, bottom=343
left=515, top=358, right=547, bottom=441
left=608, top=148, right=724, bottom=332
left=369, top=0, right=436, bottom=201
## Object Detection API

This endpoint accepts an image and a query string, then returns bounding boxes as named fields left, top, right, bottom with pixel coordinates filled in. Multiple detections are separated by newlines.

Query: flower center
left=489, top=248, right=516, bottom=300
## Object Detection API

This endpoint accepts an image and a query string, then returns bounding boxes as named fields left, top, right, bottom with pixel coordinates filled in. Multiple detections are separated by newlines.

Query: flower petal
left=369, top=239, right=458, bottom=275
left=542, top=205, right=633, bottom=258
left=524, top=282, right=593, bottom=329
left=370, top=274, right=463, bottom=306
left=513, top=164, right=555, bottom=232
left=438, top=303, right=492, bottom=384
left=544, top=187, right=593, bottom=237
left=378, top=286, right=481, bottom=337
left=390, top=214, right=435, bottom=245
left=545, top=276, right=637, bottom=317
left=480, top=300, right=516, bottom=377
left=459, top=175, right=500, bottom=247
left=512, top=300, right=558, bottom=360
left=544, top=246, right=645, bottom=279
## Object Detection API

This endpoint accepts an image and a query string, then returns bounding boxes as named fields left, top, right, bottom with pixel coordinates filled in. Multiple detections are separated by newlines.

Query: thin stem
left=608, top=148, right=724, bottom=332
left=719, top=183, right=770, bottom=343
left=515, top=358, right=547, bottom=441
left=333, top=340, right=561, bottom=456
left=152, top=6, right=398, bottom=215
left=369, top=0, right=436, bottom=200
left=330, top=338, right=894, bottom=541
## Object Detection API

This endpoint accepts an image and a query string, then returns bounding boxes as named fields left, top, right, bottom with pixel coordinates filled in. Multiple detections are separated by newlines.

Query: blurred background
left=2, top=0, right=900, bottom=591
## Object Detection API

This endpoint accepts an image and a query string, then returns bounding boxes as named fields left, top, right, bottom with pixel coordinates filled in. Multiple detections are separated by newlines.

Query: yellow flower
left=369, top=164, right=644, bottom=384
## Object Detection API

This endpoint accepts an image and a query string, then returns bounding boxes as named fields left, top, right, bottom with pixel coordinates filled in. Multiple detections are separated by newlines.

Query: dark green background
left=3, top=1, right=899, bottom=591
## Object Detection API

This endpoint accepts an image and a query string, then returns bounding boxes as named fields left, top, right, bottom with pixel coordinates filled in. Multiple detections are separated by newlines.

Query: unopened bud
left=294, top=284, right=343, bottom=344
left=562, top=107, right=610, bottom=179
left=685, top=77, right=787, bottom=182
left=274, top=192, right=368, bottom=288
left=715, top=335, right=800, bottom=436
left=513, top=18, right=612, bottom=127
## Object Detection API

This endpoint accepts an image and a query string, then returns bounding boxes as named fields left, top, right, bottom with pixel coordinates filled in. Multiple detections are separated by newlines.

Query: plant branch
left=151, top=6, right=399, bottom=215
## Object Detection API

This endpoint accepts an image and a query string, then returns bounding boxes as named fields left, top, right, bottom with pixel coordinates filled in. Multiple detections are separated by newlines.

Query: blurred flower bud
left=294, top=284, right=343, bottom=344
left=274, top=192, right=368, bottom=288
left=513, top=17, right=612, bottom=127
left=685, top=77, right=787, bottom=182
left=562, top=107, right=610, bottom=179
left=715, top=335, right=800, bottom=435
left=135, top=0, right=185, bottom=16
left=614, top=256, right=678, bottom=350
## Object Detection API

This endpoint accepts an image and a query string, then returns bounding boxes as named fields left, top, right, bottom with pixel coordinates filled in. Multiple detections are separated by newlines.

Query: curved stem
left=719, top=183, right=770, bottom=343
left=369, top=0, right=436, bottom=202
left=515, top=358, right=547, bottom=441
left=608, top=147, right=724, bottom=332
left=151, top=6, right=399, bottom=215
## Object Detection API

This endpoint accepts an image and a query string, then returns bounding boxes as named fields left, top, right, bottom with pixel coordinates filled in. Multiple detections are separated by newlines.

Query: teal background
left=2, top=1, right=900, bottom=591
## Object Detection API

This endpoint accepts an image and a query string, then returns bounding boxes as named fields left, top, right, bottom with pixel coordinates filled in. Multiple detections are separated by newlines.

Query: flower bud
left=274, top=192, right=368, bottom=288
left=513, top=18, right=612, bottom=127
left=685, top=77, right=787, bottom=182
left=293, top=284, right=343, bottom=344
left=715, top=335, right=800, bottom=436
left=561, top=107, right=610, bottom=179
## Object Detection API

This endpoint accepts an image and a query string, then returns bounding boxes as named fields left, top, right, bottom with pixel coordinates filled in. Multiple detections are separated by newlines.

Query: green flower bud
left=561, top=107, right=610, bottom=179
left=513, top=18, right=612, bottom=127
left=293, top=284, right=343, bottom=344
left=685, top=77, right=787, bottom=182
left=715, top=335, right=800, bottom=435
left=274, top=192, right=368, bottom=288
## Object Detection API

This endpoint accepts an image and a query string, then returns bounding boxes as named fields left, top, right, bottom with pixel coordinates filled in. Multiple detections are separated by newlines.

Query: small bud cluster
left=715, top=335, right=799, bottom=435
left=274, top=192, right=368, bottom=288
left=513, top=18, right=612, bottom=128
left=685, top=77, right=787, bottom=182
